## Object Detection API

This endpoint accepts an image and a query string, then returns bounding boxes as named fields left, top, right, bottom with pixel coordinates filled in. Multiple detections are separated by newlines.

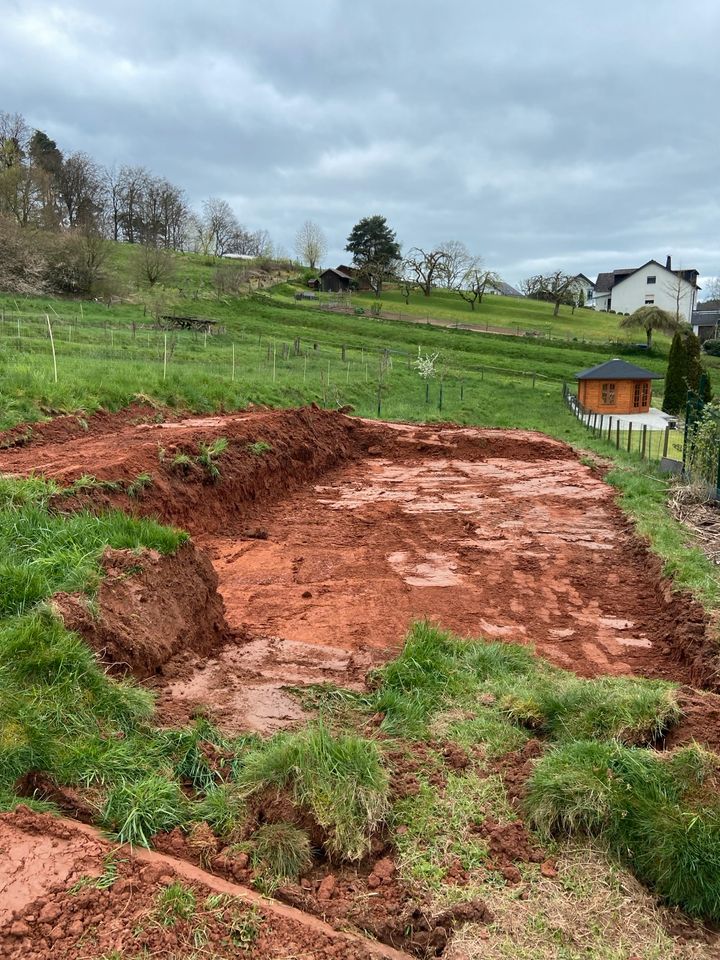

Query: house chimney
left=666, top=254, right=672, bottom=270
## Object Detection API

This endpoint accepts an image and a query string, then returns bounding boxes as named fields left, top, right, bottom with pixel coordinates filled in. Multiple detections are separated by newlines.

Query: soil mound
left=51, top=541, right=230, bottom=678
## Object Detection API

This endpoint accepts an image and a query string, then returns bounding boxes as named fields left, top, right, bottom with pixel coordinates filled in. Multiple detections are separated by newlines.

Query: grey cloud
left=1, top=0, right=719, bottom=285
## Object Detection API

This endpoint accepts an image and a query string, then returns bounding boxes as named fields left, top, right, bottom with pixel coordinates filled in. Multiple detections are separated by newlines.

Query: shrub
left=703, top=338, right=720, bottom=357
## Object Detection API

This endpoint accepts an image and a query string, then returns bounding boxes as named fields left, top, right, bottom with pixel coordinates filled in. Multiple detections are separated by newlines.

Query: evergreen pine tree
left=662, top=331, right=688, bottom=414
left=685, top=330, right=703, bottom=393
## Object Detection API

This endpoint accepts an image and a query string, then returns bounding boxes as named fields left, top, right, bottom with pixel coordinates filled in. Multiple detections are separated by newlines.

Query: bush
left=703, top=338, right=720, bottom=357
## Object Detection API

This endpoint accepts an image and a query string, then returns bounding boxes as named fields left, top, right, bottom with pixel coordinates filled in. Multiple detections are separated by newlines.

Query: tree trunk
left=553, top=300, right=560, bottom=317
left=646, top=327, right=652, bottom=348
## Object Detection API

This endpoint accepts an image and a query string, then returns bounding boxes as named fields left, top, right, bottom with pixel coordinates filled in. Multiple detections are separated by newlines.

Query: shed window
left=633, top=382, right=649, bottom=407
left=645, top=296, right=655, bottom=305
left=647, top=276, right=656, bottom=284
left=601, top=382, right=616, bottom=405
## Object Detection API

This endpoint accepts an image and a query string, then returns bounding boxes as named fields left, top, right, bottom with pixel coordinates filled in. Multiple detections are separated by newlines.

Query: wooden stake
left=46, top=314, right=58, bottom=384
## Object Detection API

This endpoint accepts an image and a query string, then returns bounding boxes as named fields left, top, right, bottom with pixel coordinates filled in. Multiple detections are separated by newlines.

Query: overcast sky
left=2, top=0, right=719, bottom=287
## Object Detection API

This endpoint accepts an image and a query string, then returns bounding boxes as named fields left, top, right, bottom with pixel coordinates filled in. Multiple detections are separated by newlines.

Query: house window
left=645, top=296, right=655, bottom=305
left=647, top=276, right=656, bottom=284
left=601, top=382, right=616, bottom=405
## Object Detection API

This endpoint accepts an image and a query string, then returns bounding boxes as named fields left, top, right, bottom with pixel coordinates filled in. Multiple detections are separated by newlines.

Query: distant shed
left=160, top=315, right=218, bottom=333
left=319, top=268, right=352, bottom=293
left=574, top=358, right=662, bottom=414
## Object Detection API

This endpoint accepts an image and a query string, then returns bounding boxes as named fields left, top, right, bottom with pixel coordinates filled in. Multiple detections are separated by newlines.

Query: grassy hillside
left=0, top=284, right=668, bottom=438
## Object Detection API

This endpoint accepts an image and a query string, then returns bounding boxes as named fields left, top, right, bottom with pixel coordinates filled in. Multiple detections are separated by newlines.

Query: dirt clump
left=279, top=866, right=492, bottom=958
left=664, top=687, right=720, bottom=753
left=51, top=541, right=231, bottom=678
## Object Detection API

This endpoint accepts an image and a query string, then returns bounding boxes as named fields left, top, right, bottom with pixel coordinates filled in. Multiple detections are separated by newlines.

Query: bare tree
left=202, top=197, right=239, bottom=257
left=134, top=242, right=176, bottom=287
left=438, top=240, right=478, bottom=289
left=295, top=220, right=327, bottom=269
left=664, top=269, right=694, bottom=322
left=57, top=152, right=102, bottom=229
left=397, top=262, right=417, bottom=304
left=403, top=247, right=449, bottom=297
left=455, top=267, right=501, bottom=311
left=117, top=165, right=149, bottom=243
left=521, top=271, right=576, bottom=316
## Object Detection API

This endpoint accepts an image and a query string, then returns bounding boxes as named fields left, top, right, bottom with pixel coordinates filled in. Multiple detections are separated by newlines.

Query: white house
left=593, top=257, right=699, bottom=321
left=570, top=274, right=595, bottom=306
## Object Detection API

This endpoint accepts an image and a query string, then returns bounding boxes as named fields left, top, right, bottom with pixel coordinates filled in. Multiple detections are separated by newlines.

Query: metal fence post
left=663, top=426, right=670, bottom=459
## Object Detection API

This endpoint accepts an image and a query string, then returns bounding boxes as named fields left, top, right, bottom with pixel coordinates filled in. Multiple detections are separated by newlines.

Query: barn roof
left=320, top=267, right=352, bottom=280
left=574, top=359, right=662, bottom=381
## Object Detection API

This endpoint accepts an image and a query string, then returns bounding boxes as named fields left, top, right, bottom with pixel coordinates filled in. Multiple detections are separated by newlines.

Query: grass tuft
left=526, top=741, right=720, bottom=920
left=154, top=881, right=196, bottom=925
left=235, top=724, right=389, bottom=861
left=101, top=775, right=187, bottom=846
left=192, top=783, right=248, bottom=841
left=250, top=822, right=313, bottom=888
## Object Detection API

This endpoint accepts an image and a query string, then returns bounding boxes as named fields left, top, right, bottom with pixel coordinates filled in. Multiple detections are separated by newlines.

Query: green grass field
left=0, top=280, right=671, bottom=434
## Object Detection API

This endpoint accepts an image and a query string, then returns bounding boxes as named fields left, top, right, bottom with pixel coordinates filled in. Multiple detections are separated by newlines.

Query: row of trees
left=0, top=110, right=272, bottom=257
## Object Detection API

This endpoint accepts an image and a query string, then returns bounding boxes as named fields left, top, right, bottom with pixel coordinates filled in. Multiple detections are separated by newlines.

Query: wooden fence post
left=641, top=425, right=647, bottom=459
left=627, top=422, right=632, bottom=452
left=663, top=426, right=670, bottom=458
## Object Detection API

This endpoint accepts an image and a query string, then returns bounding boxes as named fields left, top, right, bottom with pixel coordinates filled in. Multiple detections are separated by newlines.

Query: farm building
left=593, top=256, right=699, bottom=321
left=319, top=267, right=353, bottom=293
left=574, top=358, right=662, bottom=415
left=486, top=279, right=524, bottom=297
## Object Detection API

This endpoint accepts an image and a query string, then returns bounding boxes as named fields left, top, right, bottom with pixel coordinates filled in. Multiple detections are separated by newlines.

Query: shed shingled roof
left=574, top=359, right=662, bottom=381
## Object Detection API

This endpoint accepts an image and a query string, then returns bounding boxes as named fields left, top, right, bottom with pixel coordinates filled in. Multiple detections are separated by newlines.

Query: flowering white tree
left=413, top=347, right=440, bottom=380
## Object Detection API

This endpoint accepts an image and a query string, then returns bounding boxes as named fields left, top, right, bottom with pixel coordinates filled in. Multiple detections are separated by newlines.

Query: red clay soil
left=51, top=542, right=231, bottom=677
left=1, top=406, right=718, bottom=736
left=0, top=807, right=413, bottom=960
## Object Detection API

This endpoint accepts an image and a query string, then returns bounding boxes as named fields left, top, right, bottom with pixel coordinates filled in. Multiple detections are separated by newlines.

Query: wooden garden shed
left=574, top=358, right=662, bottom=414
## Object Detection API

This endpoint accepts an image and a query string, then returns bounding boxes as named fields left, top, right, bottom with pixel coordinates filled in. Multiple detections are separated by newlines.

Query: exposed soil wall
left=51, top=542, right=230, bottom=678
